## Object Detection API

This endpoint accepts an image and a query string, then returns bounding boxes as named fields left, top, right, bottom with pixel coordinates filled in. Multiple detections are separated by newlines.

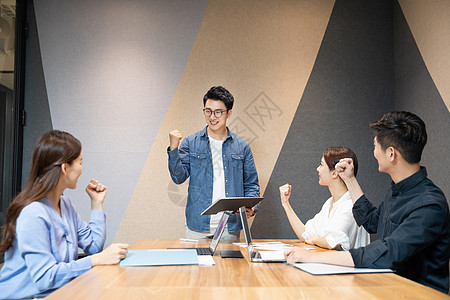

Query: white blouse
left=302, top=191, right=370, bottom=250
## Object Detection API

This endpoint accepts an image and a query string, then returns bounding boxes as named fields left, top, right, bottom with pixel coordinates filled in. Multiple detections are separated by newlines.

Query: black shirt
left=349, top=167, right=450, bottom=293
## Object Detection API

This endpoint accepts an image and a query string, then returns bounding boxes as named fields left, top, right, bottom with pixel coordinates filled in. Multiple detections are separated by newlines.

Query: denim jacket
left=168, top=126, right=260, bottom=232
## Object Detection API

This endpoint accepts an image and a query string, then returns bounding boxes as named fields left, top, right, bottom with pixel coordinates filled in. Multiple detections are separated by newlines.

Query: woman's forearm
left=311, top=236, right=332, bottom=249
left=282, top=203, right=306, bottom=241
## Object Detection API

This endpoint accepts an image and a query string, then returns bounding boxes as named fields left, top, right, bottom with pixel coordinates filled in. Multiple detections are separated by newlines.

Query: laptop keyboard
left=196, top=248, right=212, bottom=255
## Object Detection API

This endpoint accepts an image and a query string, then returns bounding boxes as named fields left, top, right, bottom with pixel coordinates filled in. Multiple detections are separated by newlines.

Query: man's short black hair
left=370, top=111, right=427, bottom=164
left=203, top=86, right=234, bottom=110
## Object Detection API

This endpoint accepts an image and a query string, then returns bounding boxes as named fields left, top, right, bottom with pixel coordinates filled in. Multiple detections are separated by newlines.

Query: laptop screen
left=209, top=212, right=229, bottom=253
left=239, top=207, right=254, bottom=255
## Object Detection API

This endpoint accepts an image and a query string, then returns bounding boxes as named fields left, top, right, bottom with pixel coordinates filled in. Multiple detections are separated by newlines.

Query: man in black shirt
left=285, top=111, right=450, bottom=293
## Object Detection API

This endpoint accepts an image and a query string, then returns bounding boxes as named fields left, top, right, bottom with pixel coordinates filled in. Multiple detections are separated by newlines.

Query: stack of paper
left=259, top=250, right=286, bottom=261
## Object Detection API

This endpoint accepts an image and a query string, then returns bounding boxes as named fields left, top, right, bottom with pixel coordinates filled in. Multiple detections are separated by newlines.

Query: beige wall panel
left=399, top=0, right=450, bottom=111
left=115, top=0, right=335, bottom=242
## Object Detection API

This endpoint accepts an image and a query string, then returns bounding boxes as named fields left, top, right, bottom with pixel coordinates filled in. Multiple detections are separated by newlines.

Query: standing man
left=285, top=111, right=450, bottom=293
left=168, top=86, right=260, bottom=240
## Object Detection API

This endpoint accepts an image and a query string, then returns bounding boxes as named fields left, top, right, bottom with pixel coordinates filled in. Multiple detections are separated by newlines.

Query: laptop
left=201, top=197, right=264, bottom=215
left=178, top=212, right=229, bottom=256
left=239, top=206, right=285, bottom=262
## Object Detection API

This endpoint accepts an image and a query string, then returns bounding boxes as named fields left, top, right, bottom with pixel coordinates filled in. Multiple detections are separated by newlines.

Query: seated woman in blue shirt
left=280, top=147, right=370, bottom=251
left=0, top=130, right=129, bottom=299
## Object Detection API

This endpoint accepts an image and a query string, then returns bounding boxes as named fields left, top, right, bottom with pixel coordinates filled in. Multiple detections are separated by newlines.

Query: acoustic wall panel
left=115, top=0, right=335, bottom=242
left=396, top=1, right=450, bottom=289
left=394, top=1, right=450, bottom=202
left=22, top=0, right=53, bottom=186
left=32, top=0, right=209, bottom=246
left=252, top=0, right=394, bottom=238
left=398, top=0, right=450, bottom=112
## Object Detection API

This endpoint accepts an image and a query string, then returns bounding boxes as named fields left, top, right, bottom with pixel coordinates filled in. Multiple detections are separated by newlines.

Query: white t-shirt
left=209, top=137, right=225, bottom=230
left=302, top=191, right=370, bottom=250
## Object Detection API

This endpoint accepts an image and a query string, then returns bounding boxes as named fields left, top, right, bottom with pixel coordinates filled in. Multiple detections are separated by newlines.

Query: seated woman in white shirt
left=279, top=147, right=369, bottom=250
left=0, top=130, right=129, bottom=299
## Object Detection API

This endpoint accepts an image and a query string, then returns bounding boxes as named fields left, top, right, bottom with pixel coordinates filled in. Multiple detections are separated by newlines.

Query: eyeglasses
left=203, top=108, right=228, bottom=118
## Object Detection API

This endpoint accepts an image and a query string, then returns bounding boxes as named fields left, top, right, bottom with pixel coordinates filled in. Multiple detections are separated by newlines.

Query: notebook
left=119, top=249, right=198, bottom=267
left=239, top=206, right=285, bottom=262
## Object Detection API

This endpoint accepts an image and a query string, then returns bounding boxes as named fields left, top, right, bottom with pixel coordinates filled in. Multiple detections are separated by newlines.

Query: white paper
left=233, top=242, right=293, bottom=250
left=259, top=250, right=286, bottom=261
left=292, top=263, right=393, bottom=275
left=197, top=255, right=216, bottom=266
left=254, top=244, right=294, bottom=251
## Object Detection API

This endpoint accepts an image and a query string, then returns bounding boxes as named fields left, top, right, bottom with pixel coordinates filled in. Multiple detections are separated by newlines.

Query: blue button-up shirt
left=168, top=126, right=260, bottom=232
left=0, top=196, right=106, bottom=299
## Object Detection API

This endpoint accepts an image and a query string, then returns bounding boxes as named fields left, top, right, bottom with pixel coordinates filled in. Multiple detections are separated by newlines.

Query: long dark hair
left=0, top=130, right=81, bottom=254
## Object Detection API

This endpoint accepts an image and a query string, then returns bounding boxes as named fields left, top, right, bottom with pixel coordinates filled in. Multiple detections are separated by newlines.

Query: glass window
left=0, top=0, right=25, bottom=263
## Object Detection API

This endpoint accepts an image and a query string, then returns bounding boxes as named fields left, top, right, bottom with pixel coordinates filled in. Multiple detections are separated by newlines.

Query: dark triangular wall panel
left=22, top=0, right=53, bottom=186
left=252, top=0, right=394, bottom=238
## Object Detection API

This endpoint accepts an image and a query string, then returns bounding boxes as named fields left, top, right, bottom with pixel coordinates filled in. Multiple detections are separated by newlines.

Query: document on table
left=120, top=249, right=199, bottom=267
left=291, top=263, right=393, bottom=275
left=197, top=255, right=216, bottom=266
left=233, top=242, right=293, bottom=251
left=259, top=250, right=286, bottom=261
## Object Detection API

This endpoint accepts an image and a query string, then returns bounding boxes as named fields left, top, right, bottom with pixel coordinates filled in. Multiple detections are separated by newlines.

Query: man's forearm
left=304, top=250, right=355, bottom=267
left=285, top=245, right=355, bottom=266
left=343, top=177, right=364, bottom=204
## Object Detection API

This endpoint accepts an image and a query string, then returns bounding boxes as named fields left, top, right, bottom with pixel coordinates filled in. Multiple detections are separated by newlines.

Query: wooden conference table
left=45, top=239, right=449, bottom=300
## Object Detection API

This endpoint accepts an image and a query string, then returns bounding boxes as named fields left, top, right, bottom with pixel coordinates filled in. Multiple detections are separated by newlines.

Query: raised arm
left=167, top=130, right=191, bottom=184
left=335, top=158, right=363, bottom=204
left=279, top=184, right=306, bottom=242
left=169, top=129, right=182, bottom=151
left=335, top=158, right=380, bottom=233
left=77, top=179, right=107, bottom=253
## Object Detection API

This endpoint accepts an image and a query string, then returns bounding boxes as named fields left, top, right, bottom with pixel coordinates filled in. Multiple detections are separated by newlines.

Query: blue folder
left=119, top=249, right=199, bottom=267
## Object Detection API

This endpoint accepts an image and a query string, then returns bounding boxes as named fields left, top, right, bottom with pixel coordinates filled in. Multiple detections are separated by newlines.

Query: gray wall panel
left=252, top=0, right=394, bottom=238
left=22, top=0, right=52, bottom=186
left=27, top=0, right=208, bottom=246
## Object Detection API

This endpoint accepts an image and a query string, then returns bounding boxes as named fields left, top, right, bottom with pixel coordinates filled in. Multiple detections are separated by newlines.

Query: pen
left=179, top=238, right=198, bottom=242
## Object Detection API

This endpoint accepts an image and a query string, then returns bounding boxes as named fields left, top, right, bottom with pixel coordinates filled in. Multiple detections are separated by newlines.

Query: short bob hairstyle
left=323, top=147, right=358, bottom=177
